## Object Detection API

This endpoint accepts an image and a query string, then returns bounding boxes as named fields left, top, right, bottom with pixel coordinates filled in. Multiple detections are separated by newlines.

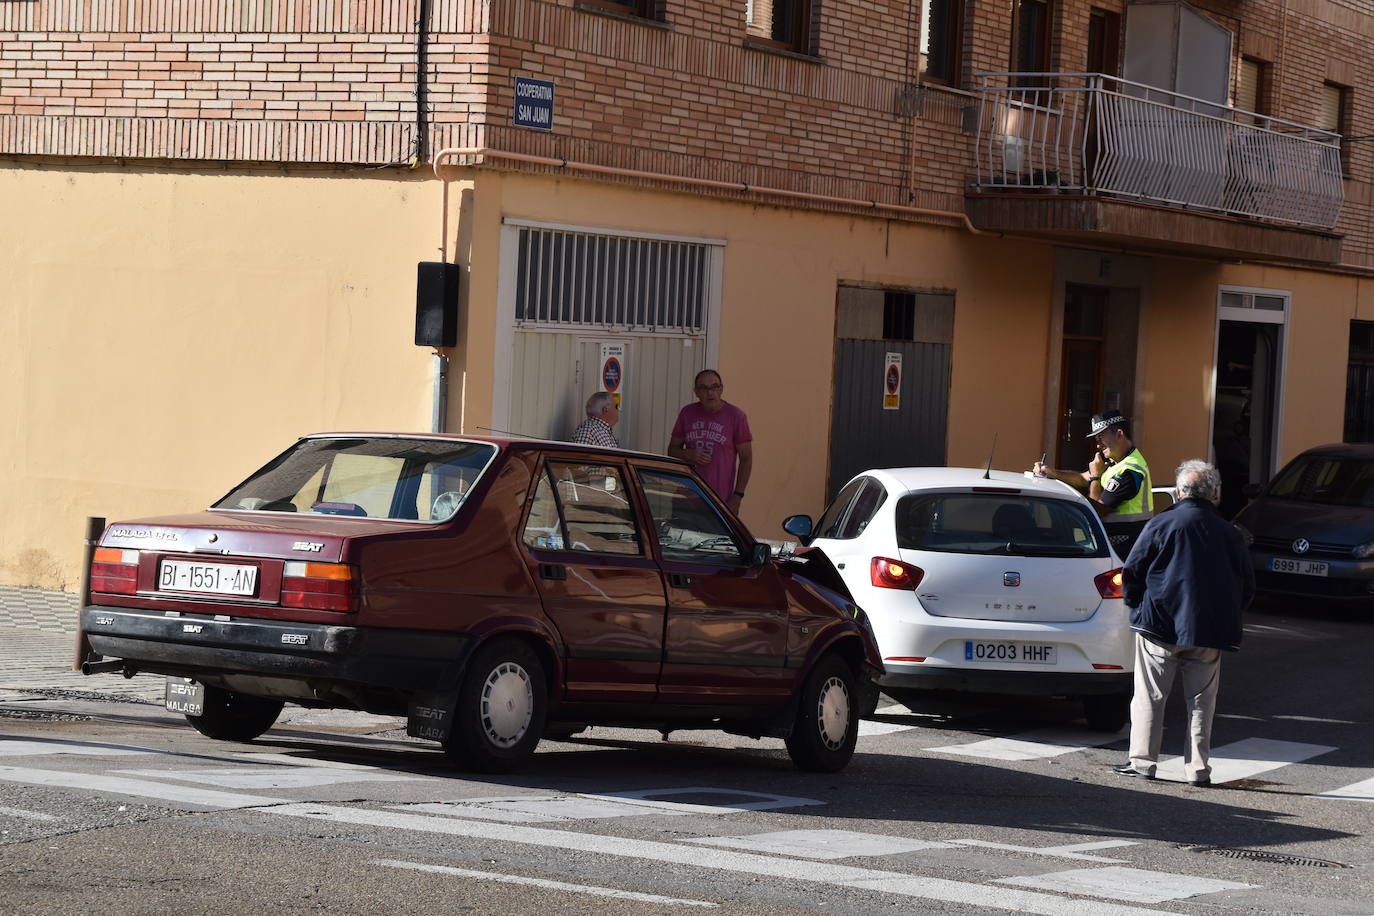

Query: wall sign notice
left=883, top=352, right=902, bottom=410
left=514, top=77, right=554, bottom=130
left=600, top=343, right=626, bottom=407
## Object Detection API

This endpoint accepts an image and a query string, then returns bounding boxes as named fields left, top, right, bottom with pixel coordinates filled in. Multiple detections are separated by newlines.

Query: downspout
left=414, top=0, right=431, bottom=164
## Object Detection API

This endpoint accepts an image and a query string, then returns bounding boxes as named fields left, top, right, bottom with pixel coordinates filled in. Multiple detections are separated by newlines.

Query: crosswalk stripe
left=373, top=859, right=719, bottom=907
left=0, top=804, right=59, bottom=822
left=1157, top=738, right=1336, bottom=784
left=0, top=765, right=283, bottom=808
left=929, top=728, right=1118, bottom=761
left=1315, top=776, right=1374, bottom=803
left=270, top=803, right=1180, bottom=916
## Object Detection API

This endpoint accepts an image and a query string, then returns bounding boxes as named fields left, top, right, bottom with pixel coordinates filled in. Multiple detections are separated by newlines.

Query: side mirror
left=782, top=514, right=814, bottom=542
left=749, top=543, right=772, bottom=567
left=1242, top=483, right=1262, bottom=499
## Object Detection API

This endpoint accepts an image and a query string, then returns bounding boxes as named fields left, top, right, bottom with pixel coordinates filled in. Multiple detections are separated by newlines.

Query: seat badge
left=1292, top=538, right=1310, bottom=555
left=1003, top=572, right=1021, bottom=587
left=293, top=541, right=325, bottom=552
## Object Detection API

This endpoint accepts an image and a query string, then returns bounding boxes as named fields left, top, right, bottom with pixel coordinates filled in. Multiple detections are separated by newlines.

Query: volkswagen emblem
left=1292, top=538, right=1310, bottom=555
left=1003, top=572, right=1021, bottom=587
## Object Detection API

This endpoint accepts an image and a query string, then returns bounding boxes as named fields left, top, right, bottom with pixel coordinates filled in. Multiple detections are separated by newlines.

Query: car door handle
left=539, top=563, right=567, bottom=581
left=668, top=573, right=692, bottom=588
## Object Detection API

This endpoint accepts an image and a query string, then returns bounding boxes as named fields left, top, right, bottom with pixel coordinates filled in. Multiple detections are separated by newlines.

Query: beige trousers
left=1128, top=633, right=1222, bottom=780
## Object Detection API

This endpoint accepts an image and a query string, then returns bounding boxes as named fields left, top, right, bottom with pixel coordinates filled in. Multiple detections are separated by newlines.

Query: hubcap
left=480, top=661, right=533, bottom=748
left=816, top=676, right=851, bottom=750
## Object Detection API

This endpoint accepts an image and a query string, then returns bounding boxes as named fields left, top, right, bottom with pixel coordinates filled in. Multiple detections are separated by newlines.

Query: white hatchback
left=783, top=468, right=1133, bottom=730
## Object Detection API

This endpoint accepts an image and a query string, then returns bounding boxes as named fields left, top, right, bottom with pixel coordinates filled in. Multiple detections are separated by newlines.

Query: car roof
left=853, top=467, right=1088, bottom=500
left=300, top=431, right=687, bottom=466
left=1293, top=442, right=1374, bottom=459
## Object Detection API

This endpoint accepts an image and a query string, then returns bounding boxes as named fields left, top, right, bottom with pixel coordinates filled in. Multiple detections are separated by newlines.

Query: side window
left=814, top=477, right=866, bottom=539
left=837, top=479, right=888, bottom=539
left=639, top=470, right=746, bottom=564
left=521, top=462, right=641, bottom=556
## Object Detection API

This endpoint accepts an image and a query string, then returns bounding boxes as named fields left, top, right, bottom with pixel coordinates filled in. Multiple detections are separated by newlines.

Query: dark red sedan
left=79, top=434, right=882, bottom=773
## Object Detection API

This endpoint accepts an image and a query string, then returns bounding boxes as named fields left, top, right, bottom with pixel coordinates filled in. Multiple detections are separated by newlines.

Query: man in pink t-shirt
left=668, top=369, right=753, bottom=513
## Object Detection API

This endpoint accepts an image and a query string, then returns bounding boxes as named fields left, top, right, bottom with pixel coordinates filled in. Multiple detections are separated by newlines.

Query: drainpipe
left=414, top=0, right=431, bottom=163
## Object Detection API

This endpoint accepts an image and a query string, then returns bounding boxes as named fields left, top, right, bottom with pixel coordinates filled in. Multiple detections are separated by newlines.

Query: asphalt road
left=1, top=599, right=1371, bottom=915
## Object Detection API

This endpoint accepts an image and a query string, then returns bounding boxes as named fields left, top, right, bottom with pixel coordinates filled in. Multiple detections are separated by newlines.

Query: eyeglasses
left=696, top=384, right=723, bottom=391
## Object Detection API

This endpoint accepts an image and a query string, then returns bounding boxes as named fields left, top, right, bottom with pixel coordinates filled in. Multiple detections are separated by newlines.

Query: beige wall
left=0, top=162, right=453, bottom=589
left=7, top=160, right=1363, bottom=590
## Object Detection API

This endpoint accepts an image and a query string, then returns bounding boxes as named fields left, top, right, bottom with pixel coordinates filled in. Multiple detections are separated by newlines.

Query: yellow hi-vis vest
left=1102, top=447, right=1152, bottom=524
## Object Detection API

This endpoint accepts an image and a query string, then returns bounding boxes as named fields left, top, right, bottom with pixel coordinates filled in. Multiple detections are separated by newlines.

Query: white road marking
left=229, top=752, right=389, bottom=770
left=859, top=702, right=919, bottom=736
left=1316, top=776, right=1374, bottom=803
left=268, top=803, right=1180, bottom=915
left=398, top=788, right=824, bottom=823
left=0, top=766, right=282, bottom=808
left=998, top=866, right=1254, bottom=903
left=373, top=859, right=718, bottom=907
left=929, top=728, right=1119, bottom=761
left=0, top=805, right=59, bottom=822
left=114, top=766, right=421, bottom=790
left=684, top=829, right=953, bottom=859
left=0, top=739, right=144, bottom=758
left=1272, top=715, right=1359, bottom=725
left=1157, top=738, right=1336, bottom=784
left=949, top=839, right=1134, bottom=863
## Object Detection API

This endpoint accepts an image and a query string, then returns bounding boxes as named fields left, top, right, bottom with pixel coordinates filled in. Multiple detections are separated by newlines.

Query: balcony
left=967, top=74, right=1345, bottom=264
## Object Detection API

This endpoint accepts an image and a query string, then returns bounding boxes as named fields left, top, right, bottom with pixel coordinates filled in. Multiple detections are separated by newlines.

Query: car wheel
left=1083, top=692, right=1130, bottom=732
left=184, top=687, right=284, bottom=742
left=785, top=655, right=859, bottom=772
left=444, top=639, right=547, bottom=773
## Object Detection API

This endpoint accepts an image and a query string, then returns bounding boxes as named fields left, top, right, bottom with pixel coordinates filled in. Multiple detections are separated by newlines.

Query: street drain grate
left=1189, top=846, right=1350, bottom=868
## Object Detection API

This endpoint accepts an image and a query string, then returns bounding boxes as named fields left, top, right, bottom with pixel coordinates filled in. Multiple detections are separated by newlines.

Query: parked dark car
left=79, top=434, right=882, bottom=773
left=1232, top=443, right=1374, bottom=603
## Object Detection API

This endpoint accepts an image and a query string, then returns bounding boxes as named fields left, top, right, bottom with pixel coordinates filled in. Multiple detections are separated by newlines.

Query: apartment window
left=920, top=0, right=964, bottom=86
left=1086, top=8, right=1120, bottom=79
left=1235, top=57, right=1270, bottom=118
left=1011, top=0, right=1053, bottom=87
left=746, top=0, right=812, bottom=53
left=580, top=0, right=655, bottom=18
left=1320, top=81, right=1352, bottom=174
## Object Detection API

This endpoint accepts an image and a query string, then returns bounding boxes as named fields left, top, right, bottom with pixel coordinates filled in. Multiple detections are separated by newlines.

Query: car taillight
left=871, top=557, right=922, bottom=590
left=1095, top=568, right=1124, bottom=599
left=282, top=561, right=358, bottom=612
left=91, top=547, right=139, bottom=595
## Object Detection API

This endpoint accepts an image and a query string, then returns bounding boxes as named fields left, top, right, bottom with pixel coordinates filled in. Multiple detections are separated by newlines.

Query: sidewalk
left=0, top=584, right=163, bottom=702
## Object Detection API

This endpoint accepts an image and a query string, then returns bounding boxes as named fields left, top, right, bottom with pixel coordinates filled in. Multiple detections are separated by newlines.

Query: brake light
left=871, top=557, right=923, bottom=590
left=91, top=547, right=139, bottom=595
left=282, top=561, right=359, bottom=612
left=1095, top=568, right=1124, bottom=599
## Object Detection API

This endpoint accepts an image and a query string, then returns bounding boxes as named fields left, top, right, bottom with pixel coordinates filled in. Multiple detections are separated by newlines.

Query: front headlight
left=1352, top=541, right=1374, bottom=558
left=1232, top=521, right=1254, bottom=546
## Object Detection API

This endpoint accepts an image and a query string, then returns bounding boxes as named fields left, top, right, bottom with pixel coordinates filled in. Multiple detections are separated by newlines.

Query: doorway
left=1213, top=321, right=1280, bottom=518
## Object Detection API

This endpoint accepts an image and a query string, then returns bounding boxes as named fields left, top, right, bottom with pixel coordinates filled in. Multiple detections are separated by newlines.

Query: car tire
left=444, top=639, right=547, bottom=773
left=1083, top=692, right=1131, bottom=732
left=785, top=655, right=859, bottom=772
left=184, top=687, right=284, bottom=742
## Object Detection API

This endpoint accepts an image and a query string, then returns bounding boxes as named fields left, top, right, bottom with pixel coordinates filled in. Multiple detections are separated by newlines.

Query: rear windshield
left=214, top=437, right=498, bottom=522
left=895, top=492, right=1107, bottom=558
left=1267, top=455, right=1374, bottom=507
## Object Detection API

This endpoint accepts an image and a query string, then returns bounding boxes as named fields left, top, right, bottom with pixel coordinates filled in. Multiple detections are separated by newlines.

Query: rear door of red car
left=633, top=467, right=793, bottom=705
left=520, top=458, right=667, bottom=701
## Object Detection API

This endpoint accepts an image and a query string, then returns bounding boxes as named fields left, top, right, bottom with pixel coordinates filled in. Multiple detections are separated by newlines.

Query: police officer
left=1033, top=410, right=1153, bottom=555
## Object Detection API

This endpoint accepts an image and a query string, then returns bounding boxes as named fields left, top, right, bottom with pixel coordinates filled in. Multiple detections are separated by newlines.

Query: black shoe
left=1112, top=762, right=1156, bottom=780
left=1186, top=775, right=1212, bottom=787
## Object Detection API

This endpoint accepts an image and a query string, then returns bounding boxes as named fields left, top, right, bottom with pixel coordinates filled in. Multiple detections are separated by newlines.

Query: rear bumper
left=80, top=605, right=474, bottom=694
left=877, top=666, right=1131, bottom=697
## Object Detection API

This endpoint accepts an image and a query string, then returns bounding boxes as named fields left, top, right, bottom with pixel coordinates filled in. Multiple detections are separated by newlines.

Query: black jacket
left=1122, top=497, right=1253, bottom=650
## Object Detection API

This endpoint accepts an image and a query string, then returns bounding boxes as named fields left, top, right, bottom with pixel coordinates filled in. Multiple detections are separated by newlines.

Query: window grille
left=515, top=227, right=709, bottom=334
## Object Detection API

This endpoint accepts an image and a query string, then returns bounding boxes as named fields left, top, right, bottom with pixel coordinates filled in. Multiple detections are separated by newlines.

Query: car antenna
left=983, top=433, right=997, bottom=480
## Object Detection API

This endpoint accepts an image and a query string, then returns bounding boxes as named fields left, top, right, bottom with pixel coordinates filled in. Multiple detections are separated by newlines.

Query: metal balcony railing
left=973, top=73, right=1345, bottom=230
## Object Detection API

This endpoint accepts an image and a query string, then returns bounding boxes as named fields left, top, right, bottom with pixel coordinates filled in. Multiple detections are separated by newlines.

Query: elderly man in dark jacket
left=1113, top=459, right=1254, bottom=787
